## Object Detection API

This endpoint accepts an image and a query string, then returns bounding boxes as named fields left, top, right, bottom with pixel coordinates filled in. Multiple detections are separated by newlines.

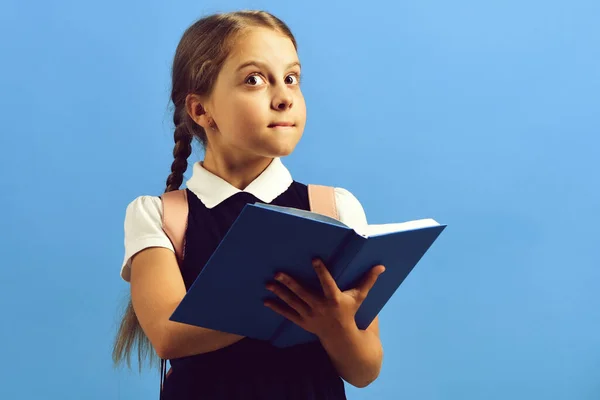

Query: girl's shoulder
left=125, top=195, right=163, bottom=225
left=120, top=195, right=172, bottom=282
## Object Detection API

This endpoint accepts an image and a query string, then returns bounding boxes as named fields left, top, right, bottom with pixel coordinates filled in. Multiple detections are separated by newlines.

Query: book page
left=357, top=218, right=440, bottom=237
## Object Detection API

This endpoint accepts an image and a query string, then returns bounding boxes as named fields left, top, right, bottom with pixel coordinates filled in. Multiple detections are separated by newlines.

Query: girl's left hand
left=264, top=259, right=385, bottom=341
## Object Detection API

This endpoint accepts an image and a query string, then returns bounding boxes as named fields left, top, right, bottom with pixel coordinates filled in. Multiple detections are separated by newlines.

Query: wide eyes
left=245, top=73, right=300, bottom=86
left=284, top=75, right=299, bottom=85
left=245, top=75, right=266, bottom=86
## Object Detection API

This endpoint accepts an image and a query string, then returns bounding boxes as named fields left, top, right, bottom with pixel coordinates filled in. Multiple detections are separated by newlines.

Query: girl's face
left=203, top=27, right=306, bottom=163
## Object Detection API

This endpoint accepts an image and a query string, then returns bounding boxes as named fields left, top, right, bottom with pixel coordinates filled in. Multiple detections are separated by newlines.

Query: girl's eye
left=246, top=74, right=266, bottom=86
left=285, top=74, right=300, bottom=85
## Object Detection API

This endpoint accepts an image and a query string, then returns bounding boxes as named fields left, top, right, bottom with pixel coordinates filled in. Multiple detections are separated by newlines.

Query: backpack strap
left=158, top=189, right=187, bottom=398
left=160, top=189, right=188, bottom=263
left=307, top=184, right=339, bottom=220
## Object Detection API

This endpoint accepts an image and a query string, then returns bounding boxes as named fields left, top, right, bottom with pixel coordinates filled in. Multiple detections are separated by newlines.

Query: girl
left=113, top=10, right=385, bottom=400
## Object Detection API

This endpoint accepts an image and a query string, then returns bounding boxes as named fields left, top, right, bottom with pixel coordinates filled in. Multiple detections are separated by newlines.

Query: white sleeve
left=334, top=187, right=368, bottom=231
left=120, top=195, right=175, bottom=282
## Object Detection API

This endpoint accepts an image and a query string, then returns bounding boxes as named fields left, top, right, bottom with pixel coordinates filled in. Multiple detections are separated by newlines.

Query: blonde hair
left=112, top=10, right=297, bottom=369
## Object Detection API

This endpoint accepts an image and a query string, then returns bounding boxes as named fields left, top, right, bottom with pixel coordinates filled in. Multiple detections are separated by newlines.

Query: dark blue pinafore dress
left=161, top=182, right=346, bottom=400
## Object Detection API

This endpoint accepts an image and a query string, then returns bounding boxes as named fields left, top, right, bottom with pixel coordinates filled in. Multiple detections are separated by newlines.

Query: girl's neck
left=202, top=150, right=274, bottom=191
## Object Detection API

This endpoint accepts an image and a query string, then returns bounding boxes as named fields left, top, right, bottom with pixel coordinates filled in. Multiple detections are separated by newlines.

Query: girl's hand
left=264, top=259, right=385, bottom=341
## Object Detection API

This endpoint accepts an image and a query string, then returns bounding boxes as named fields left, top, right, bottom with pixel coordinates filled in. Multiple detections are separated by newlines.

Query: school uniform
left=121, top=157, right=368, bottom=400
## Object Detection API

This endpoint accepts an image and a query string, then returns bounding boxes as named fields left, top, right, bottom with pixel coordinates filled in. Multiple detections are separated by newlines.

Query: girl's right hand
left=264, top=258, right=385, bottom=340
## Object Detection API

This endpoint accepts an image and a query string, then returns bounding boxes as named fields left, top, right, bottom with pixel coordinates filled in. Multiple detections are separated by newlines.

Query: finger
left=264, top=298, right=303, bottom=327
left=354, top=265, right=386, bottom=302
left=312, top=259, right=340, bottom=299
left=273, top=273, right=316, bottom=308
left=266, top=281, right=311, bottom=316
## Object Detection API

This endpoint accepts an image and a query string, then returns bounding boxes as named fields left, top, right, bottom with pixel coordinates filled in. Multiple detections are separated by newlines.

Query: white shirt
left=121, top=158, right=368, bottom=282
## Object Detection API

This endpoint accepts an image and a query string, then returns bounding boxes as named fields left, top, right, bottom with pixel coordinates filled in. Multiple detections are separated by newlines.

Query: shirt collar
left=185, top=157, right=294, bottom=208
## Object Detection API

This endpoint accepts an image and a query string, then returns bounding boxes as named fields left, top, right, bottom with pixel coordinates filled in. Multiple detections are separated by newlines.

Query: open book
left=170, top=203, right=446, bottom=348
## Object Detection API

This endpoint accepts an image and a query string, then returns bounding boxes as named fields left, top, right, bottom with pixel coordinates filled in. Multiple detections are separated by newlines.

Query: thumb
left=351, top=265, right=386, bottom=302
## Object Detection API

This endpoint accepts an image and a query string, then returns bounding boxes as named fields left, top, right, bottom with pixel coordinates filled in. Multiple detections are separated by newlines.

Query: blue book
left=170, top=203, right=446, bottom=348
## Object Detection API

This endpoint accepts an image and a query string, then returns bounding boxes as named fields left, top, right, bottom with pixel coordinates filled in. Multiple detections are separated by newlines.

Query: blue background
left=1, top=0, right=598, bottom=399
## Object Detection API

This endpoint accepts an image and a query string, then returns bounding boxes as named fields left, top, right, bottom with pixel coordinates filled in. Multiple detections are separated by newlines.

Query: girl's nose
left=272, top=90, right=293, bottom=111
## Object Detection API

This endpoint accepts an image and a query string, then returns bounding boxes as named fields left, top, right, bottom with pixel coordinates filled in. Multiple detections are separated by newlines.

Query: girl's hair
left=112, top=10, right=297, bottom=369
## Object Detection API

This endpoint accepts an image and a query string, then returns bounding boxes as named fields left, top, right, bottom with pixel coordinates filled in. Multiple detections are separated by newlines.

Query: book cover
left=170, top=203, right=446, bottom=347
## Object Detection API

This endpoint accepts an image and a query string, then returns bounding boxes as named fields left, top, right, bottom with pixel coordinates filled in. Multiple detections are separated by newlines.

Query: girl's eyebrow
left=236, top=60, right=301, bottom=72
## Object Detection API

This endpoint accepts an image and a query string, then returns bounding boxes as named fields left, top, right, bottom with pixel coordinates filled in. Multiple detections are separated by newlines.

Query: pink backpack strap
left=307, top=184, right=339, bottom=220
left=160, top=189, right=188, bottom=263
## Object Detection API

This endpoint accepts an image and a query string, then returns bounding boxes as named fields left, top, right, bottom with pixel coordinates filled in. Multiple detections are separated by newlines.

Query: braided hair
left=112, top=10, right=297, bottom=370
left=165, top=112, right=193, bottom=193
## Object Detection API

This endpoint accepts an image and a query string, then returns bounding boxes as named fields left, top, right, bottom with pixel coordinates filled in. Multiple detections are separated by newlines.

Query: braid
left=165, top=117, right=193, bottom=193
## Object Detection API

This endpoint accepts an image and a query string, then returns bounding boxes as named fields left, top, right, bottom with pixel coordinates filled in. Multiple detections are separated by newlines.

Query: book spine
left=269, top=230, right=366, bottom=346
left=328, top=231, right=367, bottom=283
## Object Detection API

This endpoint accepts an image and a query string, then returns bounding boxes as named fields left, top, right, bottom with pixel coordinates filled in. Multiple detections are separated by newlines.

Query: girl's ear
left=185, top=93, right=212, bottom=129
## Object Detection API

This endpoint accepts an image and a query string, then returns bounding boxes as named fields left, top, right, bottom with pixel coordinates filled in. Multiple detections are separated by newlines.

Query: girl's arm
left=318, top=317, right=383, bottom=388
left=130, top=247, right=244, bottom=359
